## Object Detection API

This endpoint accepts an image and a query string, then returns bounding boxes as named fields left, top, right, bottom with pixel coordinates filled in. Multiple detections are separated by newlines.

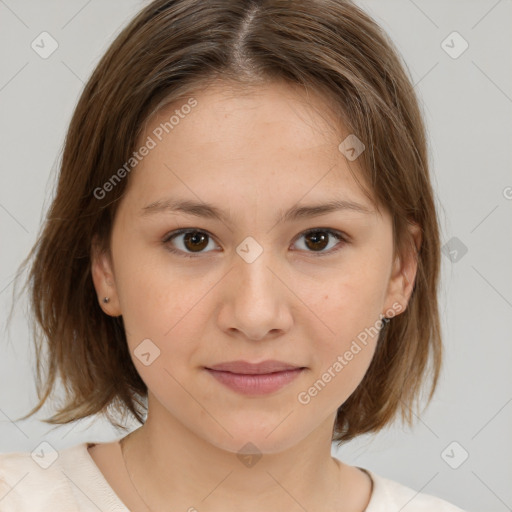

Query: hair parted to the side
left=10, top=0, right=442, bottom=444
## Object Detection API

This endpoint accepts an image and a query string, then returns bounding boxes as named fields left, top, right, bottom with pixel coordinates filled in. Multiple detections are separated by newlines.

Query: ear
left=90, top=235, right=122, bottom=317
left=382, top=222, right=422, bottom=318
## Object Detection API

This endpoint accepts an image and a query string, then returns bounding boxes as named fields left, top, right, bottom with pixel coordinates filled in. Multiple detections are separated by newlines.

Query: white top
left=0, top=441, right=467, bottom=511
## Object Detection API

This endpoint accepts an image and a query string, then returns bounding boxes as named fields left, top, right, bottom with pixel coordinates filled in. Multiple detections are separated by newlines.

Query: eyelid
left=162, top=227, right=349, bottom=258
left=289, top=227, right=348, bottom=256
left=162, top=228, right=220, bottom=258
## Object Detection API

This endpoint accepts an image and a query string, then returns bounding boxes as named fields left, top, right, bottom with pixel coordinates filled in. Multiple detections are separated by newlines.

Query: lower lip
left=205, top=368, right=305, bottom=395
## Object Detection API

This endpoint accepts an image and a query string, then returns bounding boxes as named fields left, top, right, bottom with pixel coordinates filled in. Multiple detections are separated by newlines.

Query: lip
left=206, top=360, right=303, bottom=374
left=205, top=360, right=306, bottom=395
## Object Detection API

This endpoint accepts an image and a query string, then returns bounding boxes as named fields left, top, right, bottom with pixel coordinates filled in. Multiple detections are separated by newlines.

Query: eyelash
left=162, top=228, right=349, bottom=259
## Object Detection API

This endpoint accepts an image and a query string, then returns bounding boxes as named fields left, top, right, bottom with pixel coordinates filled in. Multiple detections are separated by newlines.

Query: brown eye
left=304, top=231, right=329, bottom=251
left=292, top=229, right=347, bottom=255
left=183, top=231, right=209, bottom=252
left=163, top=227, right=347, bottom=259
left=163, top=229, right=218, bottom=257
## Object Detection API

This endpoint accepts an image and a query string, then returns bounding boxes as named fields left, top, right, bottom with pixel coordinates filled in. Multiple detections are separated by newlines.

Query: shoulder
left=0, top=441, right=116, bottom=511
left=361, top=468, right=467, bottom=512
left=0, top=444, right=72, bottom=510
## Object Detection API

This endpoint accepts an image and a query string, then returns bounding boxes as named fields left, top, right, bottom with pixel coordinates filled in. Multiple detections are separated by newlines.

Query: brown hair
left=11, top=0, right=442, bottom=444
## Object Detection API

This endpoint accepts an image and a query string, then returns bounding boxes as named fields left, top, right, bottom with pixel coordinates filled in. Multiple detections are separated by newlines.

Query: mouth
left=204, top=360, right=306, bottom=395
left=205, top=359, right=305, bottom=374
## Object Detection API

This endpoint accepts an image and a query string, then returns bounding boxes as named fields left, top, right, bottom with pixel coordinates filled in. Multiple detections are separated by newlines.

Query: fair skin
left=90, top=80, right=420, bottom=512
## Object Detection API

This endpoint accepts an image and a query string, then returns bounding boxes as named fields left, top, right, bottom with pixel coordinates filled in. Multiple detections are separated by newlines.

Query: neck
left=120, top=394, right=354, bottom=512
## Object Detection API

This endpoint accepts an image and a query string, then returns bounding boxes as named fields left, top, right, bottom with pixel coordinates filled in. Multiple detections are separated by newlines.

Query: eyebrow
left=140, top=196, right=373, bottom=224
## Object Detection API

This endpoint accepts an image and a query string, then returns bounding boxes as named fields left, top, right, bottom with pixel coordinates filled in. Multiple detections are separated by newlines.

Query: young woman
left=1, top=0, right=466, bottom=510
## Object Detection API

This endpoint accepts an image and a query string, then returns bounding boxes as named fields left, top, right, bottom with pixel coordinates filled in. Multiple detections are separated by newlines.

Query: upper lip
left=205, top=360, right=304, bottom=375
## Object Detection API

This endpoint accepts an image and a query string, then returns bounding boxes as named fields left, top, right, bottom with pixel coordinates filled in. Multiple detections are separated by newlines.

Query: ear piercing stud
left=103, top=297, right=110, bottom=304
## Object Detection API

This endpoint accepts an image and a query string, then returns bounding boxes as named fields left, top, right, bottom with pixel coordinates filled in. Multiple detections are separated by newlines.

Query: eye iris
left=184, top=231, right=209, bottom=252
left=305, top=231, right=329, bottom=251
left=176, top=230, right=335, bottom=254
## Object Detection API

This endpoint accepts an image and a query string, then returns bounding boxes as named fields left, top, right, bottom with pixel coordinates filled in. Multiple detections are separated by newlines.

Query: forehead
left=148, top=80, right=341, bottom=147
left=123, top=80, right=377, bottom=218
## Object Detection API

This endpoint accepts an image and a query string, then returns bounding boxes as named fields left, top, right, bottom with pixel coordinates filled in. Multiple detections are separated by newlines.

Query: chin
left=198, top=415, right=305, bottom=456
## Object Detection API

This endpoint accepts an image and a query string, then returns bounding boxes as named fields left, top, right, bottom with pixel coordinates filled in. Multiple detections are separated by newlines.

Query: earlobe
left=90, top=236, right=122, bottom=316
left=383, top=222, right=421, bottom=316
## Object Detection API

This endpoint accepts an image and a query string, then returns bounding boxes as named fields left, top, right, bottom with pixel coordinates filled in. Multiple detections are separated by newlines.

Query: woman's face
left=92, top=80, right=418, bottom=454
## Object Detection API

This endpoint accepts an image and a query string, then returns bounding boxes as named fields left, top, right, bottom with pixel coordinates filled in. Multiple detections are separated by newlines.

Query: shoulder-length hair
left=12, top=0, right=442, bottom=444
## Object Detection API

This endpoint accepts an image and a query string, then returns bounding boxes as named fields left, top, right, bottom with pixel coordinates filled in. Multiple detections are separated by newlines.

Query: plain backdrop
left=1, top=1, right=511, bottom=511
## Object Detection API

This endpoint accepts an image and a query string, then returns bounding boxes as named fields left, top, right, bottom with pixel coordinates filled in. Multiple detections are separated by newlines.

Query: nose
left=216, top=247, right=294, bottom=341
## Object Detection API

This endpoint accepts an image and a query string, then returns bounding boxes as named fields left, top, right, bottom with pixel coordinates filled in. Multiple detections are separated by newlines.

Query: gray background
left=1, top=1, right=511, bottom=511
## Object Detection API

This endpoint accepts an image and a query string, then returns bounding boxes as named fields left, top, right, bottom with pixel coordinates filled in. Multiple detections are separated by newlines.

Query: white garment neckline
left=68, top=441, right=381, bottom=512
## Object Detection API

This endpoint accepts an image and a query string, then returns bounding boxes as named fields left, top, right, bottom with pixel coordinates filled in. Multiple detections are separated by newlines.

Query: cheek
left=309, top=256, right=389, bottom=342
left=297, top=288, right=383, bottom=413
left=297, top=254, right=389, bottom=396
left=114, top=246, right=217, bottom=374
left=116, top=260, right=205, bottom=403
left=113, top=238, right=191, bottom=332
